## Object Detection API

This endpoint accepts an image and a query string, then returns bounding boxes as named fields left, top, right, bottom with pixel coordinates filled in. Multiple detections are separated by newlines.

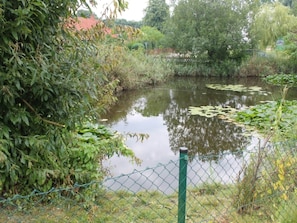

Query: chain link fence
left=1, top=140, right=297, bottom=222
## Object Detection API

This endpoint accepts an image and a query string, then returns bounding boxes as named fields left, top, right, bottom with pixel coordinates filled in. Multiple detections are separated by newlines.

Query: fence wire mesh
left=1, top=140, right=297, bottom=223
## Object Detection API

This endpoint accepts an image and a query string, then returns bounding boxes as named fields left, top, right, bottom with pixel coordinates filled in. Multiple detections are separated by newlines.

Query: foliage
left=206, top=84, right=268, bottom=94
left=234, top=140, right=297, bottom=218
left=261, top=0, right=297, bottom=15
left=95, top=43, right=173, bottom=90
left=115, top=18, right=143, bottom=28
left=233, top=88, right=297, bottom=217
left=276, top=194, right=297, bottom=223
left=143, top=0, right=170, bottom=32
left=0, top=0, right=131, bottom=197
left=171, top=58, right=242, bottom=76
left=233, top=144, right=267, bottom=214
left=189, top=105, right=237, bottom=118
left=71, top=123, right=138, bottom=183
left=237, top=53, right=289, bottom=77
left=250, top=2, right=297, bottom=49
left=235, top=100, right=297, bottom=137
left=139, top=26, right=165, bottom=49
left=282, top=31, right=297, bottom=72
left=263, top=73, right=297, bottom=87
left=0, top=183, right=265, bottom=223
left=77, top=9, right=95, bottom=18
left=231, top=75, right=297, bottom=216
left=126, top=26, right=165, bottom=50
left=166, top=0, right=252, bottom=70
left=121, top=51, right=173, bottom=88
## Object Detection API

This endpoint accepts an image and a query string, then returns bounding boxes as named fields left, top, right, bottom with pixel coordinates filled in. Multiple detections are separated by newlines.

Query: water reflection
left=102, top=77, right=296, bottom=176
left=165, top=109, right=247, bottom=161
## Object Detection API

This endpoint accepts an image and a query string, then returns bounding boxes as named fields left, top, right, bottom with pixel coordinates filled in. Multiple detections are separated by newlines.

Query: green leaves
left=235, top=100, right=297, bottom=137
left=263, top=74, right=297, bottom=87
left=189, top=105, right=237, bottom=118
left=251, top=2, right=297, bottom=49
left=0, top=124, right=10, bottom=140
left=143, top=0, right=169, bottom=31
left=167, top=0, right=251, bottom=65
left=70, top=123, right=137, bottom=183
left=0, top=0, right=119, bottom=197
left=206, top=84, right=269, bottom=95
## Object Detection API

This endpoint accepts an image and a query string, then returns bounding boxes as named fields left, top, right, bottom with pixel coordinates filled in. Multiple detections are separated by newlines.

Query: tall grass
left=237, top=52, right=291, bottom=77
left=233, top=87, right=297, bottom=222
left=95, top=44, right=173, bottom=90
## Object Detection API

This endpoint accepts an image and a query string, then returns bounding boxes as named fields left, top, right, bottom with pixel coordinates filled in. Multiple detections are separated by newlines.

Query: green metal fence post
left=178, top=147, right=188, bottom=223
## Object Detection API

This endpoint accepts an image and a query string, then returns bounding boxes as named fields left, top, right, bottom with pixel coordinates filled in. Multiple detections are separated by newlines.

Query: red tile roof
left=66, top=15, right=118, bottom=38
left=73, top=15, right=99, bottom=30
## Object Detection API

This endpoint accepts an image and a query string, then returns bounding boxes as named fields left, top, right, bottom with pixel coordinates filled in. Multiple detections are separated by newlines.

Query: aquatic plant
left=206, top=84, right=269, bottom=95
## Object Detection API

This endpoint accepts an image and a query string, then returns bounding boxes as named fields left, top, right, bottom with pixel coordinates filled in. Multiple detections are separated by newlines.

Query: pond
left=102, top=77, right=297, bottom=193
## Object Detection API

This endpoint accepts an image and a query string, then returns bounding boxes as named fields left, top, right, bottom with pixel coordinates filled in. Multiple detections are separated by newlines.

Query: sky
left=93, top=0, right=149, bottom=21
left=118, top=0, right=149, bottom=21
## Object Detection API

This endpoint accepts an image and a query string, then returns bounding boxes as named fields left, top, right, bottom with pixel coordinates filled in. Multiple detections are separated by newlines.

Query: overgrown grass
left=237, top=52, right=290, bottom=77
left=95, top=44, right=173, bottom=91
left=232, top=82, right=297, bottom=223
left=0, top=183, right=273, bottom=223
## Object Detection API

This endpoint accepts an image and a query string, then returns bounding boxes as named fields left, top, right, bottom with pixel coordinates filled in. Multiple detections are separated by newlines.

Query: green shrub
left=263, top=73, right=297, bottom=87
left=233, top=85, right=297, bottom=219
left=237, top=55, right=276, bottom=77
left=96, top=43, right=173, bottom=89
left=0, top=0, right=127, bottom=197
left=277, top=197, right=297, bottom=223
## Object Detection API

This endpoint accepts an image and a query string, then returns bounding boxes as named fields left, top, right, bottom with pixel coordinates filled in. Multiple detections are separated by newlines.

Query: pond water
left=102, top=77, right=297, bottom=193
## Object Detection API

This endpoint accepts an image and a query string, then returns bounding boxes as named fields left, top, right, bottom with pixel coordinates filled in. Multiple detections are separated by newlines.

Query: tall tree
left=143, top=0, right=170, bottom=31
left=251, top=2, right=297, bottom=48
left=139, top=26, right=165, bottom=49
left=166, top=0, right=253, bottom=63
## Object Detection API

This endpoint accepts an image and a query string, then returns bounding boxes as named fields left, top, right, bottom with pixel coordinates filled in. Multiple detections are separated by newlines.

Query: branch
left=21, top=99, right=65, bottom=128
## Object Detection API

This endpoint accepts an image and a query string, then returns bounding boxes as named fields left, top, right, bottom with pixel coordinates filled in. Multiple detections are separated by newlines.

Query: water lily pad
left=206, top=84, right=270, bottom=94
left=189, top=105, right=237, bottom=118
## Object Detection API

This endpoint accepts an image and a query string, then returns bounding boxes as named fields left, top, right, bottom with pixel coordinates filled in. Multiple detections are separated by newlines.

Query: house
left=72, top=15, right=99, bottom=31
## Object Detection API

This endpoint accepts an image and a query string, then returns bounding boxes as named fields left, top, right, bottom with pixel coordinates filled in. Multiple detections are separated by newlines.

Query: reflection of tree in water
left=133, top=89, right=172, bottom=117
left=103, top=87, right=173, bottom=124
left=163, top=103, right=249, bottom=162
left=104, top=77, right=288, bottom=162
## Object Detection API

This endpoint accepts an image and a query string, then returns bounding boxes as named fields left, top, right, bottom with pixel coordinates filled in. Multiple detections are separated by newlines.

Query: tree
left=139, top=26, right=165, bottom=49
left=77, top=9, right=99, bottom=18
left=259, top=0, right=297, bottom=16
left=0, top=0, right=127, bottom=196
left=251, top=2, right=297, bottom=48
left=143, top=0, right=170, bottom=31
left=281, top=0, right=293, bottom=7
left=115, top=18, right=143, bottom=28
left=166, top=0, right=253, bottom=64
left=77, top=9, right=93, bottom=17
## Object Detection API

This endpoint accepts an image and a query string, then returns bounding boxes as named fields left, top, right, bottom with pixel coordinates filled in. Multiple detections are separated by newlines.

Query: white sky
left=118, top=0, right=149, bottom=21
left=92, top=0, right=149, bottom=21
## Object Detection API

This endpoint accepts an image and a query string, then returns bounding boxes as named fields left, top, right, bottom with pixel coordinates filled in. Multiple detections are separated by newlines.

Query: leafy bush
left=238, top=55, right=279, bottom=77
left=70, top=123, right=137, bottom=184
left=96, top=43, right=173, bottom=89
left=233, top=84, right=297, bottom=218
left=0, top=0, right=129, bottom=197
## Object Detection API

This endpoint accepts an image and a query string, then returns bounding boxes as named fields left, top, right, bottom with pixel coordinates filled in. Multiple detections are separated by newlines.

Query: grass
left=0, top=183, right=276, bottom=223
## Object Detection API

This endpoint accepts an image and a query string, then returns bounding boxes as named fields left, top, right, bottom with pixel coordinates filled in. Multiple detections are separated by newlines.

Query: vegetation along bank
left=1, top=1, right=297, bottom=221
